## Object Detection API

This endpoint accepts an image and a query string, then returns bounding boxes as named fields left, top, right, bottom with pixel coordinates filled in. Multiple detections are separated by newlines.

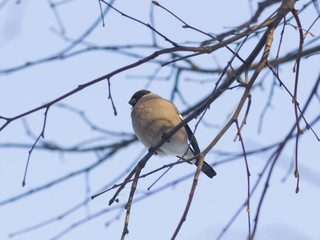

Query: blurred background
left=0, top=0, right=319, bottom=239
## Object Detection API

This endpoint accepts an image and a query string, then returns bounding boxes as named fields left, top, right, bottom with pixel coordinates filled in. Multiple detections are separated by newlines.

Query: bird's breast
left=131, top=102, right=189, bottom=157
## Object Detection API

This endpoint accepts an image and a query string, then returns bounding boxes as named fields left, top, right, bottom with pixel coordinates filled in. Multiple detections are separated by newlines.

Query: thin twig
left=171, top=153, right=204, bottom=240
left=100, top=0, right=178, bottom=47
left=107, top=77, right=117, bottom=116
left=152, top=1, right=246, bottom=64
left=235, top=120, right=251, bottom=239
left=91, top=158, right=191, bottom=199
left=266, top=61, right=320, bottom=141
left=98, top=0, right=105, bottom=27
left=121, top=168, right=141, bottom=239
left=22, top=107, right=50, bottom=187
left=252, top=73, right=320, bottom=239
left=291, top=8, right=305, bottom=193
left=234, top=70, right=251, bottom=141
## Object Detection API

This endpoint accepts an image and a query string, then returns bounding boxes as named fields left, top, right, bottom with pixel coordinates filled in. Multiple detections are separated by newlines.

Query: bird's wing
left=177, top=114, right=200, bottom=157
left=184, top=123, right=201, bottom=156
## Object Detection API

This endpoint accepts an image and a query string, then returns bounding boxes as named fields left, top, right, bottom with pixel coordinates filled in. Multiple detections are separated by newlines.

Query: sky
left=0, top=0, right=320, bottom=240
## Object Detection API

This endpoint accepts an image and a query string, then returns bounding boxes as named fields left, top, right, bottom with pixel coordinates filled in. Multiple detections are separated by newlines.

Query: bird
left=129, top=89, right=216, bottom=178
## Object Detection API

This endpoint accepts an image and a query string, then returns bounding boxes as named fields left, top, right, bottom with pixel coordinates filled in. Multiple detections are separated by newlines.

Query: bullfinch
left=129, top=90, right=216, bottom=178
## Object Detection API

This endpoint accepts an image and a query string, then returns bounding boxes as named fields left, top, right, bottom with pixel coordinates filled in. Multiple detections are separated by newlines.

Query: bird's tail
left=196, top=160, right=217, bottom=178
left=184, top=124, right=216, bottom=178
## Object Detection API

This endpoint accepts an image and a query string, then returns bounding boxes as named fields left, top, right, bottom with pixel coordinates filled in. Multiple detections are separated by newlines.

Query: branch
left=251, top=73, right=320, bottom=239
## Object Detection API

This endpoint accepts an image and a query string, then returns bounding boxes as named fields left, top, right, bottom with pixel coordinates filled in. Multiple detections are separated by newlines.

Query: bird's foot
left=161, top=132, right=170, bottom=143
left=148, top=147, right=158, bottom=155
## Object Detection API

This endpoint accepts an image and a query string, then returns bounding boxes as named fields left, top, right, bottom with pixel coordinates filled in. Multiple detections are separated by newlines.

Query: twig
left=171, top=107, right=210, bottom=239
left=57, top=0, right=116, bottom=56
left=291, top=8, right=304, bottom=193
left=107, top=77, right=117, bottom=116
left=121, top=168, right=141, bottom=239
left=171, top=153, right=204, bottom=240
left=0, top=141, right=132, bottom=206
left=91, top=158, right=191, bottom=199
left=0, top=45, right=216, bottom=132
left=202, top=0, right=282, bottom=44
left=216, top=113, right=320, bottom=240
left=100, top=0, right=178, bottom=47
left=22, top=107, right=50, bottom=187
left=235, top=120, right=251, bottom=239
left=234, top=69, right=251, bottom=141
left=47, top=0, right=66, bottom=35
left=266, top=61, right=320, bottom=141
left=172, top=12, right=278, bottom=239
left=147, top=166, right=172, bottom=191
left=102, top=26, right=270, bottom=236
left=275, top=6, right=287, bottom=75
left=258, top=75, right=275, bottom=133
left=152, top=1, right=246, bottom=64
left=216, top=135, right=274, bottom=240
left=252, top=73, right=320, bottom=239
left=49, top=171, right=202, bottom=240
left=55, top=103, right=131, bottom=136
left=98, top=0, right=105, bottom=27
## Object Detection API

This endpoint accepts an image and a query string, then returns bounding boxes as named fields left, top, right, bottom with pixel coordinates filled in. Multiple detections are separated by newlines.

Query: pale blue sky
left=0, top=1, right=319, bottom=240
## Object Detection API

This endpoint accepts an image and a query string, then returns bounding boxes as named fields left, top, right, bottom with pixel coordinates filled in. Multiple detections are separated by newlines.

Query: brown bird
left=129, top=90, right=216, bottom=178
